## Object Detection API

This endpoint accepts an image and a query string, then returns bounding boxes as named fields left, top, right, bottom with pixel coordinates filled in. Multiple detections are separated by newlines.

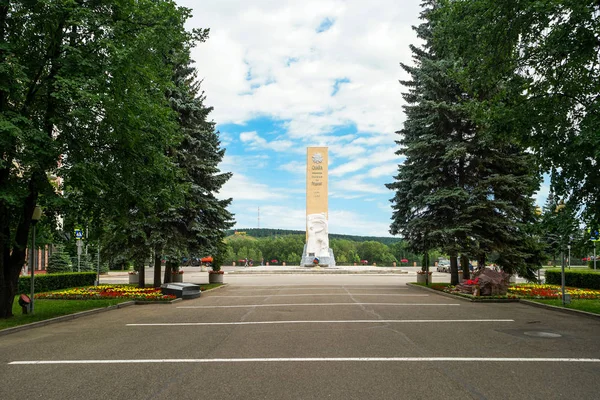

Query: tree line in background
left=0, top=1, right=233, bottom=318
left=388, top=0, right=599, bottom=285
left=222, top=228, right=592, bottom=269
left=227, top=228, right=402, bottom=246
left=222, top=234, right=421, bottom=266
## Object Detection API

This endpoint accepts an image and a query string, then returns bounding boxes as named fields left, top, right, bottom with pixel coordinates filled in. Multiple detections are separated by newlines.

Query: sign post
left=74, top=229, right=83, bottom=272
left=588, top=229, right=599, bottom=270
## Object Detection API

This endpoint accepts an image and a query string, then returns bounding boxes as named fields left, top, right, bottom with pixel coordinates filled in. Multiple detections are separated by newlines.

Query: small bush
left=46, top=245, right=72, bottom=273
left=18, top=272, right=97, bottom=294
left=545, top=269, right=600, bottom=290
left=589, top=261, right=599, bottom=270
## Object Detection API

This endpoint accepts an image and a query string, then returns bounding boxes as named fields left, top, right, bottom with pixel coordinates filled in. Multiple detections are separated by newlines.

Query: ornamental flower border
left=434, top=283, right=600, bottom=300
left=34, top=285, right=177, bottom=302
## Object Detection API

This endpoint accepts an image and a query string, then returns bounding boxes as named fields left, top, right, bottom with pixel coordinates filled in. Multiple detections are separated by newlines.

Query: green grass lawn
left=0, top=283, right=223, bottom=331
left=0, top=298, right=131, bottom=331
left=529, top=299, right=600, bottom=314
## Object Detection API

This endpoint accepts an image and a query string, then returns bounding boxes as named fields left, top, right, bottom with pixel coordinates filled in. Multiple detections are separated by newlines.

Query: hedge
left=18, top=272, right=97, bottom=294
left=545, top=269, right=600, bottom=290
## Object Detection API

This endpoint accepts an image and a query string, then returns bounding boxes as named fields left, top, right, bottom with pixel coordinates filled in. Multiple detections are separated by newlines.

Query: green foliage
left=222, top=234, right=406, bottom=266
left=211, top=241, right=227, bottom=272
left=226, top=229, right=401, bottom=245
left=46, top=246, right=72, bottom=274
left=0, top=0, right=202, bottom=317
left=18, top=272, right=97, bottom=294
left=435, top=0, right=600, bottom=228
left=286, top=252, right=301, bottom=264
left=387, top=1, right=542, bottom=283
left=588, top=261, right=599, bottom=270
left=545, top=269, right=600, bottom=290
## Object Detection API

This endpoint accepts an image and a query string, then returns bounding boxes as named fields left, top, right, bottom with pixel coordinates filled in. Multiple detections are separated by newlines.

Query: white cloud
left=180, top=0, right=420, bottom=139
left=176, top=0, right=422, bottom=237
left=239, top=130, right=300, bottom=153
left=279, top=160, right=305, bottom=174
left=367, top=163, right=398, bottom=178
left=218, top=173, right=289, bottom=201
left=329, top=210, right=392, bottom=237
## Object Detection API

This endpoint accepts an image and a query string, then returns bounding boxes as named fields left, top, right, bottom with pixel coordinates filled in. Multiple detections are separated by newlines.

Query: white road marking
left=176, top=303, right=460, bottom=309
left=224, top=285, right=408, bottom=288
left=10, top=357, right=600, bottom=365
left=207, top=294, right=427, bottom=298
left=126, top=319, right=514, bottom=326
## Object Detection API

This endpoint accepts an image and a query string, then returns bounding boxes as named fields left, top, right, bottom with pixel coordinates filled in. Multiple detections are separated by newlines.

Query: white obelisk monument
left=301, top=147, right=335, bottom=267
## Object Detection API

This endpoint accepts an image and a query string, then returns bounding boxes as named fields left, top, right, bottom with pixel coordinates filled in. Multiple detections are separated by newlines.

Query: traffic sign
left=74, top=229, right=83, bottom=240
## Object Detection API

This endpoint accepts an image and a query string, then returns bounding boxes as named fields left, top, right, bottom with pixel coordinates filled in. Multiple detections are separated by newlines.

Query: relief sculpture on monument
left=306, top=213, right=329, bottom=257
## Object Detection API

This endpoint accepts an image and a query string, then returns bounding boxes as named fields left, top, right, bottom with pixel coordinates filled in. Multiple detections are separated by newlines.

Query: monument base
left=301, top=244, right=336, bottom=268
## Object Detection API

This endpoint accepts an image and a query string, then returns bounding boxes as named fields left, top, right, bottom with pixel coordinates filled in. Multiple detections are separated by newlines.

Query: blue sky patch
left=316, top=17, right=335, bottom=33
left=331, top=78, right=350, bottom=96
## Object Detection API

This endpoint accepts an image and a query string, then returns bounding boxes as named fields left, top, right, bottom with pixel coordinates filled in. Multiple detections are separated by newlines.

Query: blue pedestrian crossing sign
left=74, top=229, right=83, bottom=240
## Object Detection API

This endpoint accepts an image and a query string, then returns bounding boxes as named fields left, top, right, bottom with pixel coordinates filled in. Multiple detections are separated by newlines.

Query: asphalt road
left=1, top=274, right=599, bottom=400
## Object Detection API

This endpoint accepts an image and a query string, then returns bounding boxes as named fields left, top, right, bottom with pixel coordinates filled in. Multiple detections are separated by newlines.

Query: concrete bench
left=160, top=283, right=201, bottom=299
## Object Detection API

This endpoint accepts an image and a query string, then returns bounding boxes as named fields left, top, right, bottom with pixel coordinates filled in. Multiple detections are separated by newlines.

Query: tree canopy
left=0, top=1, right=233, bottom=317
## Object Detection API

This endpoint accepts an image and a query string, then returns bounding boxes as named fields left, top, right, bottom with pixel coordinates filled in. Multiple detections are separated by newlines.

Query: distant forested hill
left=225, top=228, right=401, bottom=245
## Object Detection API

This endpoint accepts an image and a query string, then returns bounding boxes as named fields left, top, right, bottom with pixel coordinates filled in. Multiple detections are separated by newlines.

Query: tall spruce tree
left=389, top=1, right=542, bottom=283
left=387, top=1, right=474, bottom=284
left=157, top=41, right=234, bottom=283
left=0, top=0, right=194, bottom=316
left=436, top=0, right=600, bottom=231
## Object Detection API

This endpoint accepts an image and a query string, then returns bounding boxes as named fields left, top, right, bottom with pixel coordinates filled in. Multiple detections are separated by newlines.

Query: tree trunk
left=0, top=260, right=22, bottom=319
left=477, top=254, right=486, bottom=270
left=460, top=254, right=470, bottom=280
left=450, top=255, right=459, bottom=285
left=153, top=252, right=162, bottom=287
left=137, top=260, right=145, bottom=289
left=0, top=176, right=38, bottom=318
left=163, top=261, right=172, bottom=283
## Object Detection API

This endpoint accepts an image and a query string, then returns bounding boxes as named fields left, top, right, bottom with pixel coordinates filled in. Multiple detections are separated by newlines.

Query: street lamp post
left=29, top=205, right=42, bottom=314
left=561, top=251, right=566, bottom=306
left=555, top=201, right=567, bottom=305
left=567, top=244, right=571, bottom=270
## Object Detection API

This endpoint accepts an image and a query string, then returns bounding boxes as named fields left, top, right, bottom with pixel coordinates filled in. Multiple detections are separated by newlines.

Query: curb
left=0, top=284, right=228, bottom=336
left=409, top=283, right=600, bottom=319
left=228, top=270, right=408, bottom=275
left=199, top=283, right=228, bottom=293
left=407, top=283, right=518, bottom=303
left=407, top=283, right=473, bottom=302
left=0, top=301, right=136, bottom=337
left=519, top=299, right=600, bottom=321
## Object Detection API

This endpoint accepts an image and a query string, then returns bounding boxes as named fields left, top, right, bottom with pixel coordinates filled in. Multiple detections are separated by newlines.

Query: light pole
left=29, top=205, right=42, bottom=314
left=555, top=201, right=567, bottom=306
left=567, top=244, right=571, bottom=270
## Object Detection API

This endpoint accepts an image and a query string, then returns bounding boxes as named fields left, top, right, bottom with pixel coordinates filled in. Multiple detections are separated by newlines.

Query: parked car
left=437, top=259, right=450, bottom=272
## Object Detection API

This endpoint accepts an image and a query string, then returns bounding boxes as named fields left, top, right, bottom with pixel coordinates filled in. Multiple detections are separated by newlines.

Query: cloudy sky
left=177, top=0, right=548, bottom=237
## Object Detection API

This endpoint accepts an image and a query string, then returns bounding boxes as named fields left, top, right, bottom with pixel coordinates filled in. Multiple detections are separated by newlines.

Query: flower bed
left=507, top=284, right=600, bottom=299
left=426, top=283, right=600, bottom=300
left=35, top=285, right=177, bottom=302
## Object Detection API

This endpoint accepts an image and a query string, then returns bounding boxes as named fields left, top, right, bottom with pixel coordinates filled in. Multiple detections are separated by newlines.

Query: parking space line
left=224, top=285, right=408, bottom=289
left=10, top=357, right=600, bottom=365
left=207, top=294, right=427, bottom=298
left=126, top=319, right=514, bottom=326
left=177, top=303, right=459, bottom=309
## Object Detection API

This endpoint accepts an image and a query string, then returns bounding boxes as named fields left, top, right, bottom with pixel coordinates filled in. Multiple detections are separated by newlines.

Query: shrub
left=545, top=269, right=600, bottom=290
left=18, top=272, right=97, bottom=294
left=589, top=261, right=599, bottom=270
left=46, top=245, right=72, bottom=273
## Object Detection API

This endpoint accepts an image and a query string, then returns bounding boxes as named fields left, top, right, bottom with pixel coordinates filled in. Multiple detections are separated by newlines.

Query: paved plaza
left=1, top=273, right=599, bottom=399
